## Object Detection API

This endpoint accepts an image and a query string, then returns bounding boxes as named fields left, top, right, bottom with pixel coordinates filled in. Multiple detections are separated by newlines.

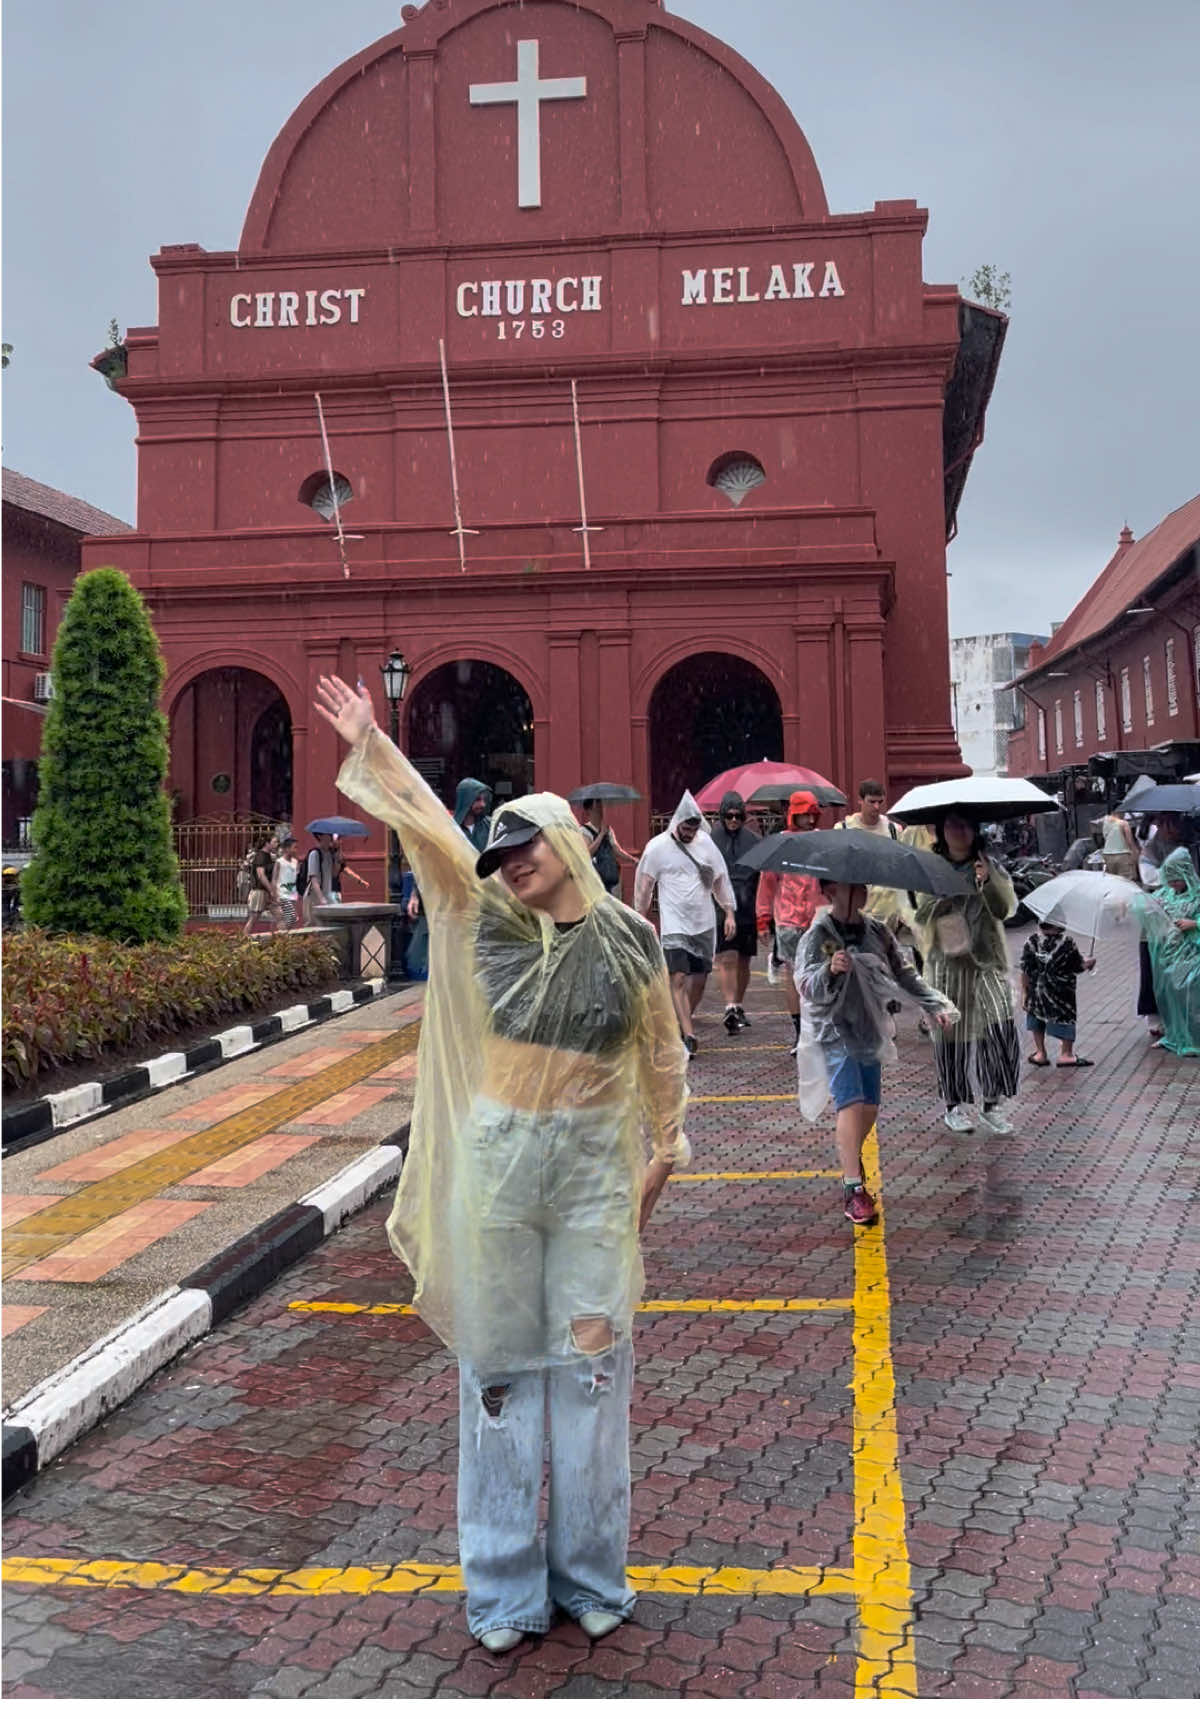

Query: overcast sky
left=4, top=0, right=1198, bottom=637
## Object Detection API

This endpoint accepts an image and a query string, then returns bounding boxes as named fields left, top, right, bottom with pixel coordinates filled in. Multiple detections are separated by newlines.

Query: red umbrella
left=696, top=760, right=846, bottom=812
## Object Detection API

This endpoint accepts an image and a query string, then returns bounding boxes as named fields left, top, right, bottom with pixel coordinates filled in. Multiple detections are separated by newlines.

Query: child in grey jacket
left=798, top=881, right=957, bottom=1226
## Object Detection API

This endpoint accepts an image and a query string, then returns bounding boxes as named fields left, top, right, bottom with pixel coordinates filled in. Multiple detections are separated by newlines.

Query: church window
left=299, top=471, right=354, bottom=521
left=1143, top=655, right=1154, bottom=726
left=1165, top=637, right=1178, bottom=716
left=21, top=583, right=46, bottom=656
left=1095, top=679, right=1106, bottom=742
left=1053, top=699, right=1063, bottom=754
left=707, top=452, right=766, bottom=508
left=1120, top=666, right=1133, bottom=733
left=1073, top=688, right=1083, bottom=748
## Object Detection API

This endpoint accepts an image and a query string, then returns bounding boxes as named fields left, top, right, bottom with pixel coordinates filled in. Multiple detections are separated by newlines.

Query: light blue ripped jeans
left=452, top=1097, right=639, bottom=1639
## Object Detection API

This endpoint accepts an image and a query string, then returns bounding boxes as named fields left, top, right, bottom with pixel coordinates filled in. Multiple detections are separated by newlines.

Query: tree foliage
left=21, top=567, right=188, bottom=943
left=964, top=264, right=1012, bottom=313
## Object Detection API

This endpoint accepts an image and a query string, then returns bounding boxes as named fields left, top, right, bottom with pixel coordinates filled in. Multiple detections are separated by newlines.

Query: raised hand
left=314, top=675, right=377, bottom=749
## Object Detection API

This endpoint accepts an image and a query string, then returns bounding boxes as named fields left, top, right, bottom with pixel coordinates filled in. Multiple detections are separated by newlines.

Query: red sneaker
left=843, top=1183, right=878, bottom=1226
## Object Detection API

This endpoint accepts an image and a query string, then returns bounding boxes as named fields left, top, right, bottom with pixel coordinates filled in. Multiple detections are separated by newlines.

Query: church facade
left=83, top=0, right=1003, bottom=881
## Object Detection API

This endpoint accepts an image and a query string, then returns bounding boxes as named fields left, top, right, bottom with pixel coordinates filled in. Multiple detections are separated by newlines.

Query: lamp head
left=381, top=649, right=411, bottom=703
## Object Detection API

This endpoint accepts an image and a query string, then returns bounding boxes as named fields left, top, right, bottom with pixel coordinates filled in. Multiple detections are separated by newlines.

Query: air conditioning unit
left=32, top=673, right=54, bottom=703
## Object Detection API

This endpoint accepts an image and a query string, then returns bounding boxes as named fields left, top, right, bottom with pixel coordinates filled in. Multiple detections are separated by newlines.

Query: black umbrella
left=741, top=829, right=974, bottom=897
left=1118, top=783, right=1200, bottom=816
left=744, top=779, right=848, bottom=808
left=566, top=782, right=641, bottom=804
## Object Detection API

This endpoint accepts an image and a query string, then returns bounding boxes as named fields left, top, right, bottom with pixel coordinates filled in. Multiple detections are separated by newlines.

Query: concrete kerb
left=0, top=1129, right=409, bottom=1500
left=2, top=979, right=395, bottom=1158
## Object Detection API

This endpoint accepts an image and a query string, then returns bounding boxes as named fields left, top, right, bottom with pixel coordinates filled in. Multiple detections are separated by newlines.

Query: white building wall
left=951, top=632, right=1047, bottom=775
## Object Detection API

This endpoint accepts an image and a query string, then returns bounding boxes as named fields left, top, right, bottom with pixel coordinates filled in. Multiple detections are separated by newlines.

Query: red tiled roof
left=1022, top=493, right=1200, bottom=677
left=2, top=468, right=132, bottom=537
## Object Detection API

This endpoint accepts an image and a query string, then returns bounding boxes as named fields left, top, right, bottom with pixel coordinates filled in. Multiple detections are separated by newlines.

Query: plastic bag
left=935, top=911, right=972, bottom=956
left=795, top=1019, right=830, bottom=1122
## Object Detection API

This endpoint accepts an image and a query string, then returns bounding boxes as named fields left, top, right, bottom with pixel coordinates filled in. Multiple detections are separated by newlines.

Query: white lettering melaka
left=227, top=287, right=368, bottom=328
left=454, top=273, right=603, bottom=318
left=679, top=261, right=846, bottom=305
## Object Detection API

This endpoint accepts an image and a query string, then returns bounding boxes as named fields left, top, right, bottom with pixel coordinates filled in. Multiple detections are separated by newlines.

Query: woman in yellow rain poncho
left=315, top=677, right=690, bottom=1653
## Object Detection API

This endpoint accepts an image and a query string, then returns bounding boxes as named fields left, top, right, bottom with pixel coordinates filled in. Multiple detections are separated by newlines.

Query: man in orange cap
left=755, top=790, right=825, bottom=1046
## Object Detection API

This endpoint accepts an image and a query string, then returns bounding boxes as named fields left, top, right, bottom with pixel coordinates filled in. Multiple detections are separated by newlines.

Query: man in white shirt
left=634, top=791, right=736, bottom=1057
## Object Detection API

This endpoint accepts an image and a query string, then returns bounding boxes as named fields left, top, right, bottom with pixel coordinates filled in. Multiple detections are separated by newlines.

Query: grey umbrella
left=1118, top=783, right=1200, bottom=816
left=566, top=782, right=641, bottom=803
left=741, top=829, right=973, bottom=896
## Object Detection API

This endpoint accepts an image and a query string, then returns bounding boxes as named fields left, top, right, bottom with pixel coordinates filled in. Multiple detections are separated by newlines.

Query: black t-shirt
left=252, top=849, right=273, bottom=889
left=828, top=917, right=866, bottom=949
left=475, top=893, right=663, bottom=1055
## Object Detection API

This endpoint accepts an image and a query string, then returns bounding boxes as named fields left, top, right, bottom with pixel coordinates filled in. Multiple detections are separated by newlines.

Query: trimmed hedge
left=20, top=567, right=188, bottom=943
left=2, top=929, right=342, bottom=1091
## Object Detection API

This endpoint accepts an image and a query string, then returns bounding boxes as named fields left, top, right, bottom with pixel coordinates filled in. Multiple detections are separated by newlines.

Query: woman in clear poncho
left=1136, top=846, right=1200, bottom=1056
left=315, top=677, right=689, bottom=1653
left=913, top=811, right=1021, bottom=1135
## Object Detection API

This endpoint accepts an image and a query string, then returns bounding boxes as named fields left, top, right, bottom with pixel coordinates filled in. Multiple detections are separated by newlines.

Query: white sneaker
left=766, top=955, right=783, bottom=986
left=943, top=1106, right=975, bottom=1133
left=579, top=1609, right=624, bottom=1640
left=979, top=1106, right=1014, bottom=1136
left=480, top=1628, right=524, bottom=1654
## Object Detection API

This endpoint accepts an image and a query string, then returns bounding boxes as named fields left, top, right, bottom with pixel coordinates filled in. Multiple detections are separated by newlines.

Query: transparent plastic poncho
left=913, top=857, right=1017, bottom=1034
left=794, top=909, right=957, bottom=1120
left=337, top=728, right=690, bottom=1371
left=1136, top=847, right=1200, bottom=1057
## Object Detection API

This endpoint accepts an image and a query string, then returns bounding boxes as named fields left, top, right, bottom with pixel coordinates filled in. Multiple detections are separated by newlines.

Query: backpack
left=295, top=848, right=319, bottom=896
left=585, top=824, right=621, bottom=890
left=235, top=845, right=257, bottom=902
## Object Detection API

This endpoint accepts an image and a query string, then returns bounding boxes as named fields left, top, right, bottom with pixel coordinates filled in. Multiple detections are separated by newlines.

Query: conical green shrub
left=21, top=567, right=187, bottom=943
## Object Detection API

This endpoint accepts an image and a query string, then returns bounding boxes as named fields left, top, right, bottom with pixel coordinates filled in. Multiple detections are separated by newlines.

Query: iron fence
left=172, top=817, right=280, bottom=919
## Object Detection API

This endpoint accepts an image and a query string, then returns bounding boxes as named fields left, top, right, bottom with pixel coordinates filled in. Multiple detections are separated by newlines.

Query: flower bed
left=2, top=928, right=342, bottom=1092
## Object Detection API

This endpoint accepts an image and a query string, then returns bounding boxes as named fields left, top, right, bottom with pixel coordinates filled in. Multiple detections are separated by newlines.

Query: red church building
left=83, top=0, right=1003, bottom=894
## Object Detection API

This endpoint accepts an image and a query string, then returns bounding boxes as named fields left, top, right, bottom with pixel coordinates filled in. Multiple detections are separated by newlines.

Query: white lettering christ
left=469, top=39, right=587, bottom=210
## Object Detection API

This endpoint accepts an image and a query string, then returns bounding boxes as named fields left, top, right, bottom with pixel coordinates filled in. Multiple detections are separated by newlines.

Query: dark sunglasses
left=723, top=811, right=746, bottom=821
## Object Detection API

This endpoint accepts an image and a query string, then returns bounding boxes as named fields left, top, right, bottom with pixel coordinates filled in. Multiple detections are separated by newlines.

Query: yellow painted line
left=851, top=1127, right=917, bottom=1699
left=2, top=1555, right=856, bottom=1600
left=290, top=1296, right=853, bottom=1318
left=674, top=1169, right=839, bottom=1181
left=2, top=1024, right=420, bottom=1280
left=688, top=1094, right=797, bottom=1104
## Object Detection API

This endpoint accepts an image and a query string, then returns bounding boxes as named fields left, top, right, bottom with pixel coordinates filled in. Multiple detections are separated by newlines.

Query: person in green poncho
left=1140, top=846, right=1200, bottom=1057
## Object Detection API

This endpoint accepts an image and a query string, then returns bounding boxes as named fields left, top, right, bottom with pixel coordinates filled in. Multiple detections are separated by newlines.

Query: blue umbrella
left=305, top=816, right=370, bottom=837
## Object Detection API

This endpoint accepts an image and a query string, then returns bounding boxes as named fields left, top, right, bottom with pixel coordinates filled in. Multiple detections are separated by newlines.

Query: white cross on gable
left=469, top=39, right=587, bottom=210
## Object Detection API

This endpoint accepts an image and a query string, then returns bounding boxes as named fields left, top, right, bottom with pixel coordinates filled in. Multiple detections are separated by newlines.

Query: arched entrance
left=169, top=668, right=293, bottom=821
left=648, top=651, right=783, bottom=815
left=406, top=660, right=535, bottom=805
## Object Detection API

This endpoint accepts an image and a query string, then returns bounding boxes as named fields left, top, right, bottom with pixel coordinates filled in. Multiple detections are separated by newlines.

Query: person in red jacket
left=755, top=791, right=826, bottom=1046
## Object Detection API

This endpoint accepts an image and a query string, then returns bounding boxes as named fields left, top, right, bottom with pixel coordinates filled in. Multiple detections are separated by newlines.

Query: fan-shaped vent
left=309, top=475, right=354, bottom=522
left=709, top=455, right=766, bottom=507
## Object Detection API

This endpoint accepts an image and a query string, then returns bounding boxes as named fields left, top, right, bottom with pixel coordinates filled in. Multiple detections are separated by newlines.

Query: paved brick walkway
left=3, top=934, right=1198, bottom=1697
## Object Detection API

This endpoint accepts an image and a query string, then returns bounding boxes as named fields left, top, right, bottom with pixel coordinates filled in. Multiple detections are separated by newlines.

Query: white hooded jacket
left=634, top=791, right=736, bottom=951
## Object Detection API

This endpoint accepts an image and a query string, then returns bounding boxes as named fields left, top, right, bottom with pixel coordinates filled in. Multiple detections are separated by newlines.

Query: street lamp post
left=380, top=649, right=412, bottom=979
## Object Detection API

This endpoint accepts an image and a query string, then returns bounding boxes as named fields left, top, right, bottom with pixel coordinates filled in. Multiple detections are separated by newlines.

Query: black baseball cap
left=475, top=809, right=541, bottom=878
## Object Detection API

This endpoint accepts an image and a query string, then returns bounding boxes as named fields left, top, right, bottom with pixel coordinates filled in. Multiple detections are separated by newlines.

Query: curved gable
left=240, top=0, right=827, bottom=254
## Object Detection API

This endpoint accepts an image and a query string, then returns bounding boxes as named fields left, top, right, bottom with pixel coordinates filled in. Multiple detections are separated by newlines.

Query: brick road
left=3, top=933, right=1198, bottom=1698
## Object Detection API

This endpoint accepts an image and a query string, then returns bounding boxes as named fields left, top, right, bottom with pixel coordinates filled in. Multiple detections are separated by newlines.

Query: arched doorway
left=169, top=668, right=293, bottom=821
left=648, top=651, right=783, bottom=815
left=406, top=660, right=535, bottom=805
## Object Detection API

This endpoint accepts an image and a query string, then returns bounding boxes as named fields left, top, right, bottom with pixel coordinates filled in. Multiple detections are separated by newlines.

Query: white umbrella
left=888, top=775, right=1060, bottom=825
left=1021, top=870, right=1171, bottom=948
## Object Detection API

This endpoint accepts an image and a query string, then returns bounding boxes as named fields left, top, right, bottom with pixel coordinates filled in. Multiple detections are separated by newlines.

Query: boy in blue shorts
left=798, top=879, right=957, bottom=1225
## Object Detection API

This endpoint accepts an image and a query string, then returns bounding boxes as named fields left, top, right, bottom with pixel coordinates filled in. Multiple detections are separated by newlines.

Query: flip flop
left=1057, top=1058, right=1093, bottom=1068
left=1027, top=1053, right=1049, bottom=1066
